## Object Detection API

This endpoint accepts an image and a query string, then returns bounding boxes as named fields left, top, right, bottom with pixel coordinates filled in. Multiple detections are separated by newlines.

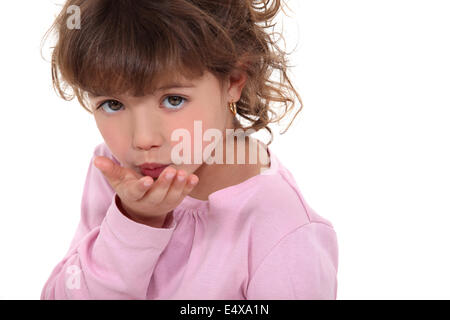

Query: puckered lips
left=138, top=163, right=170, bottom=179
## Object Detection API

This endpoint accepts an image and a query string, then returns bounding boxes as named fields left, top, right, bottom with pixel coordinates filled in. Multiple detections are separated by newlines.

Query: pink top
left=40, top=142, right=339, bottom=300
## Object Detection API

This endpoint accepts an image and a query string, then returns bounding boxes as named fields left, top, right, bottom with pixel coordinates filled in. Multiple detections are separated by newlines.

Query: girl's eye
left=96, top=100, right=123, bottom=113
left=162, top=95, right=187, bottom=109
left=96, top=96, right=187, bottom=114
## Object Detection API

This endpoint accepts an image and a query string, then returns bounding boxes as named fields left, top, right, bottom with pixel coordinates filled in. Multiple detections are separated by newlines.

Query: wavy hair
left=41, top=0, right=303, bottom=146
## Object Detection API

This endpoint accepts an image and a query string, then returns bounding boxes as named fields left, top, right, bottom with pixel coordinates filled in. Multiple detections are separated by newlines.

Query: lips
left=139, top=163, right=169, bottom=170
left=138, top=163, right=170, bottom=179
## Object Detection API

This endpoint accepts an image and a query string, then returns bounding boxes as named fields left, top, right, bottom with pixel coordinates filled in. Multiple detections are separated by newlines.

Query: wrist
left=129, top=213, right=167, bottom=228
left=115, top=194, right=168, bottom=228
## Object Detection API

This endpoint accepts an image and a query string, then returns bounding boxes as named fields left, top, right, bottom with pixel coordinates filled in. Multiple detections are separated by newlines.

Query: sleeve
left=40, top=145, right=177, bottom=300
left=246, top=222, right=339, bottom=300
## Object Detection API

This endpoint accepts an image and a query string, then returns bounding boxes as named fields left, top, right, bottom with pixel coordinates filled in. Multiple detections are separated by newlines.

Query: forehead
left=86, top=70, right=208, bottom=100
left=87, top=82, right=194, bottom=99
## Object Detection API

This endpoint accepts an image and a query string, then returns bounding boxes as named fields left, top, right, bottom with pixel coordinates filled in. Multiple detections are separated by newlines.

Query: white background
left=1, top=0, right=449, bottom=299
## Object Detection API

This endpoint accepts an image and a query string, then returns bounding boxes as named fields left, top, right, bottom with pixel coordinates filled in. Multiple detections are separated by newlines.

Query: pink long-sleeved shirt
left=40, top=142, right=339, bottom=300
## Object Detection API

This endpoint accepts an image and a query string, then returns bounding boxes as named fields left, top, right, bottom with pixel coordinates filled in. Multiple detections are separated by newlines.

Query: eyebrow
left=88, top=82, right=195, bottom=98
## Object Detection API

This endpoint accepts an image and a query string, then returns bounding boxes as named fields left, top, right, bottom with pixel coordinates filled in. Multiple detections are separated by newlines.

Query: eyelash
left=95, top=95, right=188, bottom=113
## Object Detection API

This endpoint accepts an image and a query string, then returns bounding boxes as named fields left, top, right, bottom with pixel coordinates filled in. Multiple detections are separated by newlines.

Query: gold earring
left=228, top=101, right=237, bottom=116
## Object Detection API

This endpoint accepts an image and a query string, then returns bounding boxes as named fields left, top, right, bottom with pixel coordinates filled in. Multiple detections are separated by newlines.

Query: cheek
left=166, top=116, right=211, bottom=163
left=95, top=119, right=128, bottom=163
left=97, top=120, right=121, bottom=143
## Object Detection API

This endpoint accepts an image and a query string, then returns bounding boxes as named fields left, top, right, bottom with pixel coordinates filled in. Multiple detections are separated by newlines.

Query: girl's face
left=89, top=70, right=246, bottom=179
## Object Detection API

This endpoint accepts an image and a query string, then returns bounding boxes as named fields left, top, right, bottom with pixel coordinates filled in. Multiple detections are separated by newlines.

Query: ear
left=226, top=66, right=248, bottom=102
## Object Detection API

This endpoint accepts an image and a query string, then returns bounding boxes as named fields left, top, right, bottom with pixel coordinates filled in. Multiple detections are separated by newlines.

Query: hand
left=93, top=156, right=199, bottom=226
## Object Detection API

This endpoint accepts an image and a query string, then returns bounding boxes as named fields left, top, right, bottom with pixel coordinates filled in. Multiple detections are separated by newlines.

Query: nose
left=131, top=111, right=164, bottom=151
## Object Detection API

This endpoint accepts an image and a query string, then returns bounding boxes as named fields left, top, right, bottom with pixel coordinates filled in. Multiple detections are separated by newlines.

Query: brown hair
left=41, top=0, right=303, bottom=146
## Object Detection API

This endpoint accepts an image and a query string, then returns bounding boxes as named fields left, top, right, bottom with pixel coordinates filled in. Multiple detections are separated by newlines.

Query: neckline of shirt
left=176, top=140, right=279, bottom=211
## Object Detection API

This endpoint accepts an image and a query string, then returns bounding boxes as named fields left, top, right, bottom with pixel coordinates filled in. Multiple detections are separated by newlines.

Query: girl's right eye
left=96, top=100, right=123, bottom=113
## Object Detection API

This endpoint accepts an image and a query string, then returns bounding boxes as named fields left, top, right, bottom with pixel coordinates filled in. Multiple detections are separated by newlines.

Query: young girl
left=40, top=0, right=338, bottom=299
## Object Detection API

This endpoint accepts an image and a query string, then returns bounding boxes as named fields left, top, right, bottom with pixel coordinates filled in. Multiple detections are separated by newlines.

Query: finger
left=164, top=170, right=189, bottom=204
left=93, top=156, right=130, bottom=190
left=124, top=176, right=155, bottom=201
left=180, top=174, right=199, bottom=198
left=145, top=166, right=177, bottom=204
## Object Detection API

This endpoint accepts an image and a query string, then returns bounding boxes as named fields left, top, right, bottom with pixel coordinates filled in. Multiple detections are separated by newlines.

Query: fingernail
left=165, top=171, right=175, bottom=180
left=143, top=178, right=152, bottom=187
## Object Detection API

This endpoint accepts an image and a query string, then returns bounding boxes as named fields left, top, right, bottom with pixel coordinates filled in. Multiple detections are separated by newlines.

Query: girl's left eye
left=96, top=96, right=187, bottom=114
left=162, top=95, right=187, bottom=110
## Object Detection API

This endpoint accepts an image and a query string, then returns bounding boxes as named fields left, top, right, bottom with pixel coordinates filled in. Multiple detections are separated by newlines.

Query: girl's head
left=42, top=0, right=302, bottom=175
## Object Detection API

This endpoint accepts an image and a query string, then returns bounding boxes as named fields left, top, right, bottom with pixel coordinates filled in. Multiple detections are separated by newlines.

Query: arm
left=40, top=145, right=177, bottom=299
left=246, top=222, right=339, bottom=300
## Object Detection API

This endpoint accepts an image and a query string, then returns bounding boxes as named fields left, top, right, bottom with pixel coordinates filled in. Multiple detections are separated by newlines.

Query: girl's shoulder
left=240, top=153, right=335, bottom=235
left=227, top=156, right=337, bottom=268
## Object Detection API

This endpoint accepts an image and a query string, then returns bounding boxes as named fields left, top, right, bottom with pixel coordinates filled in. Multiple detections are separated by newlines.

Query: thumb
left=93, top=156, right=112, bottom=172
left=93, top=156, right=128, bottom=189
